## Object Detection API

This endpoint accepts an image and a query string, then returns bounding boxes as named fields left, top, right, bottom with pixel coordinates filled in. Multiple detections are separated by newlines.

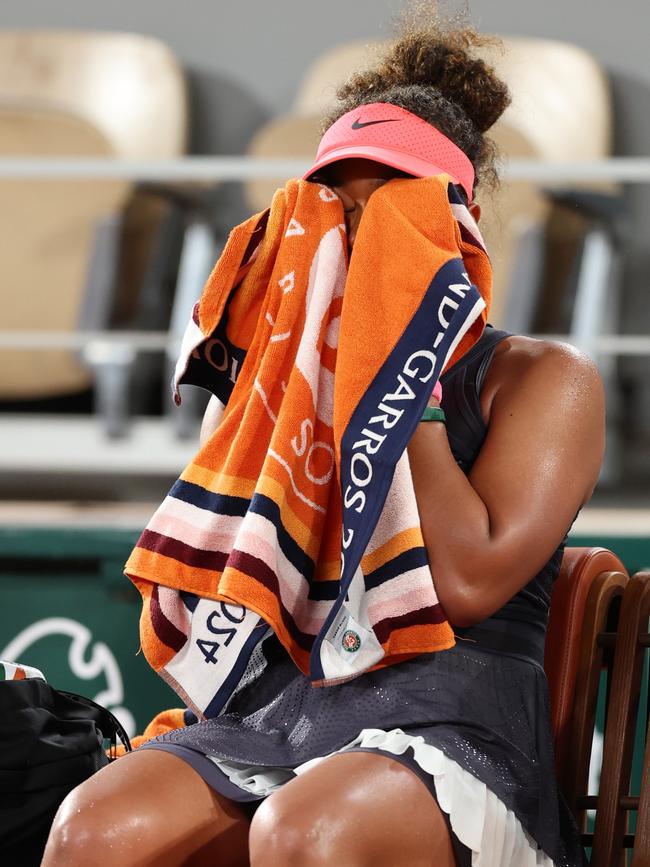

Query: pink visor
left=304, top=102, right=475, bottom=203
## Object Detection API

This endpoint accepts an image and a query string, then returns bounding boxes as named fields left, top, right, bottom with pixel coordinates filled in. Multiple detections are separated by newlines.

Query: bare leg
left=249, top=751, right=459, bottom=867
left=42, top=750, right=251, bottom=867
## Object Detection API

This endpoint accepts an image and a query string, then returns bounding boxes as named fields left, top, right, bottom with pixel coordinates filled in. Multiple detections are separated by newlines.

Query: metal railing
left=0, top=155, right=650, bottom=183
left=0, top=153, right=648, bottom=467
left=4, top=153, right=650, bottom=357
left=2, top=154, right=650, bottom=361
left=1, top=331, right=650, bottom=357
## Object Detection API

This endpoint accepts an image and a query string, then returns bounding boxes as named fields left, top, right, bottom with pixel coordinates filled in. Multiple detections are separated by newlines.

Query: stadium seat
left=0, top=30, right=187, bottom=401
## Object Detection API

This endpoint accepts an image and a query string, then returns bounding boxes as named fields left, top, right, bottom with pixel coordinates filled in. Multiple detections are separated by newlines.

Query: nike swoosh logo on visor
left=351, top=117, right=401, bottom=129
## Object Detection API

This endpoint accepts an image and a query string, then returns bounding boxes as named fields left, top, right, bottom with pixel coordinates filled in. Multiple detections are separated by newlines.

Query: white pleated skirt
left=205, top=726, right=556, bottom=867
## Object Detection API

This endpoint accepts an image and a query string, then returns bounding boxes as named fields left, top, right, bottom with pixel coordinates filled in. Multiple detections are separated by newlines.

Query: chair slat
left=630, top=573, right=650, bottom=867
left=562, top=569, right=627, bottom=825
left=592, top=573, right=650, bottom=867
left=546, top=546, right=627, bottom=779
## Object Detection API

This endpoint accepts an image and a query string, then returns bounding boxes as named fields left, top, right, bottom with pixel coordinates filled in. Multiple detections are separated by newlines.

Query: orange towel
left=125, top=176, right=491, bottom=720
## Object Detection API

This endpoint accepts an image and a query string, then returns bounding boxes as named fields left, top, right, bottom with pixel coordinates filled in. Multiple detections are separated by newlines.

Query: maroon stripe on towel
left=228, top=550, right=315, bottom=652
left=150, top=584, right=188, bottom=652
left=373, top=604, right=448, bottom=644
left=138, top=529, right=228, bottom=572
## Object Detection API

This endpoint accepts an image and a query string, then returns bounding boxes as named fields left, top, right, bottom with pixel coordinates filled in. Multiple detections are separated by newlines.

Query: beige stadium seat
left=473, top=38, right=612, bottom=325
left=0, top=31, right=188, bottom=399
left=245, top=36, right=613, bottom=326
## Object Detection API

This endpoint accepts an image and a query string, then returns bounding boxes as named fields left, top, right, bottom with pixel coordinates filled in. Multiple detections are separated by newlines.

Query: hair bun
left=384, top=32, right=510, bottom=134
left=330, top=19, right=512, bottom=193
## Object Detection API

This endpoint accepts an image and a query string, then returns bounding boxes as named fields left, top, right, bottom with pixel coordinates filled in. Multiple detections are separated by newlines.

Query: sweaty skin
left=43, top=160, right=604, bottom=867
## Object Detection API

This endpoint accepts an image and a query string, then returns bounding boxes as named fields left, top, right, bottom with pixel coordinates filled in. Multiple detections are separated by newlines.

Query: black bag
left=0, top=677, right=132, bottom=867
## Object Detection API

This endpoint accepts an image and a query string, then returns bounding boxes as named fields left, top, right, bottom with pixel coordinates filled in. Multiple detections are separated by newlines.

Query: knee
left=42, top=778, right=150, bottom=867
left=248, top=798, right=310, bottom=867
left=248, top=796, right=349, bottom=867
left=43, top=784, right=105, bottom=866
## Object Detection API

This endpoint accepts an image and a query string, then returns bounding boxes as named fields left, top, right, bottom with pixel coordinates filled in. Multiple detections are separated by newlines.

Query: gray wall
left=3, top=0, right=650, bottom=477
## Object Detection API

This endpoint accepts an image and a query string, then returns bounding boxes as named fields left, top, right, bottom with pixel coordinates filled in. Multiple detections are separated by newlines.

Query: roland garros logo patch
left=341, top=629, right=361, bottom=653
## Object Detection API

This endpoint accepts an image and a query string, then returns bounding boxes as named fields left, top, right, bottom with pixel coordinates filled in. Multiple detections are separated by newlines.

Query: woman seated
left=42, top=15, right=603, bottom=867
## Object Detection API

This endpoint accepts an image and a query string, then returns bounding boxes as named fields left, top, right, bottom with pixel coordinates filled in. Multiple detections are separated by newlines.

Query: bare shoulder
left=491, top=333, right=602, bottom=378
left=475, top=334, right=605, bottom=508
left=481, top=334, right=604, bottom=418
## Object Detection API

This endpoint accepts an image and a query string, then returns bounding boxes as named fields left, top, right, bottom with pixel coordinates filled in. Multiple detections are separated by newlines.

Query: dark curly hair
left=322, top=16, right=511, bottom=199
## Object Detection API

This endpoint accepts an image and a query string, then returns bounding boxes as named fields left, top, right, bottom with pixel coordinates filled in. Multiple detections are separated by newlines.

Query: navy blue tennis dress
left=141, top=326, right=586, bottom=867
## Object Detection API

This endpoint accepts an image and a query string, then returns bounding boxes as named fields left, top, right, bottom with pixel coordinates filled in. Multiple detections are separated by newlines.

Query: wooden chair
left=547, top=550, right=650, bottom=863
left=545, top=546, right=629, bottom=858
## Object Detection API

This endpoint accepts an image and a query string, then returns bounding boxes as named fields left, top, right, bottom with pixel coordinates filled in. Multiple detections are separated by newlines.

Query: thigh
left=42, top=748, right=251, bottom=867
left=248, top=750, right=459, bottom=867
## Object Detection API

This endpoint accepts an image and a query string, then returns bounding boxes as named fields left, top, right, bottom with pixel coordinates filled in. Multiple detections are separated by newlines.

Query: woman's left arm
left=407, top=337, right=605, bottom=627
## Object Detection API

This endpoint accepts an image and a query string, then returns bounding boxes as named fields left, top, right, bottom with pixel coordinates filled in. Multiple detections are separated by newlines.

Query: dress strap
left=442, top=325, right=510, bottom=384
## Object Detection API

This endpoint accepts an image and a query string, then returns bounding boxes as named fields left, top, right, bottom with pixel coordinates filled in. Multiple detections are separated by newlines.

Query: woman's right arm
left=407, top=337, right=605, bottom=626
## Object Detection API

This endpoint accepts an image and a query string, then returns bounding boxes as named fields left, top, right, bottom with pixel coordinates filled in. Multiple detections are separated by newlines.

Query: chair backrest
left=545, top=546, right=628, bottom=784
left=545, top=546, right=633, bottom=863
left=293, top=35, right=611, bottom=160
left=0, top=105, right=130, bottom=397
left=0, top=31, right=187, bottom=158
left=477, top=37, right=611, bottom=162
left=0, top=31, right=188, bottom=399
left=292, top=40, right=380, bottom=116
left=592, top=571, right=650, bottom=866
left=246, top=115, right=321, bottom=222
